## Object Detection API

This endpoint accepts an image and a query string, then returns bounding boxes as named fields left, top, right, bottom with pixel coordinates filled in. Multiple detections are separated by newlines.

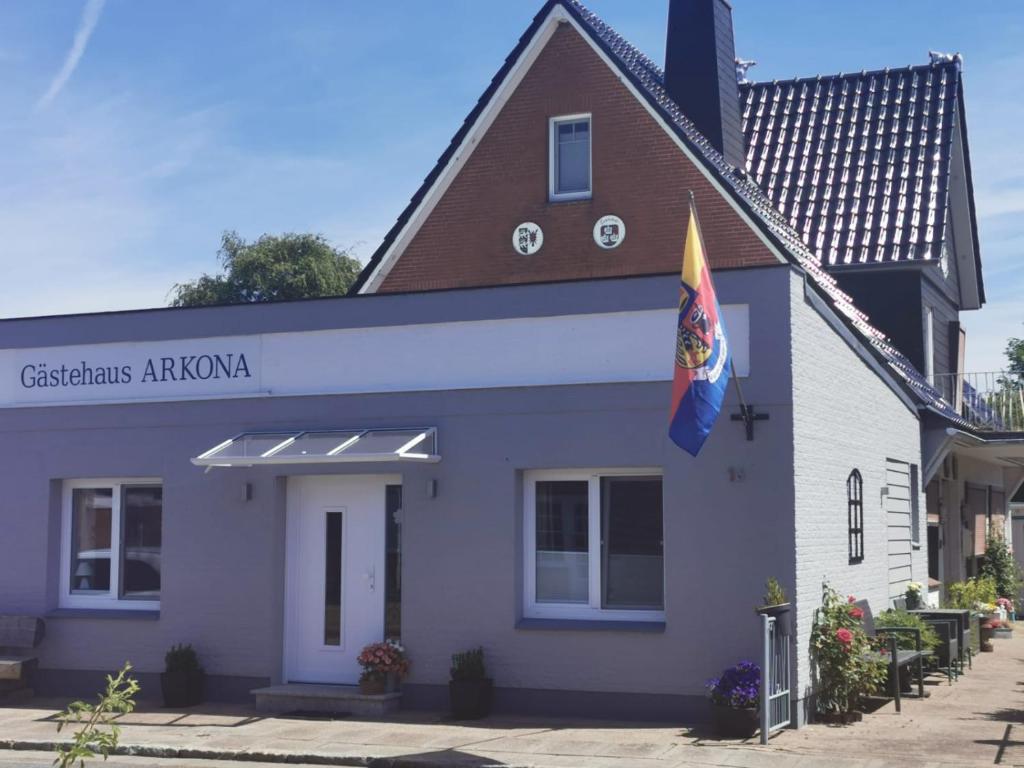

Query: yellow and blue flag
left=669, top=200, right=731, bottom=456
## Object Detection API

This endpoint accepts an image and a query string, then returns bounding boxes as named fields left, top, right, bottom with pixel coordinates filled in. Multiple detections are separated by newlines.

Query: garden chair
left=855, top=601, right=925, bottom=713
left=910, top=608, right=972, bottom=673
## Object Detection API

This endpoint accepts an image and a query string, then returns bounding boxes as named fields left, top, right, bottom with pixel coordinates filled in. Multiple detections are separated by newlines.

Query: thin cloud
left=35, top=0, right=106, bottom=110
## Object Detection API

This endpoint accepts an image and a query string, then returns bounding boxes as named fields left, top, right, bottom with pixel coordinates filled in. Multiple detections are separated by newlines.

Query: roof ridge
left=739, top=59, right=961, bottom=89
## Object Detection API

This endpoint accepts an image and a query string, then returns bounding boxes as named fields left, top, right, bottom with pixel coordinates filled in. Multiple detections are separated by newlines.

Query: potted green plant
left=705, top=661, right=760, bottom=738
left=160, top=644, right=205, bottom=708
left=904, top=581, right=924, bottom=610
left=356, top=639, right=409, bottom=695
left=755, top=578, right=791, bottom=633
left=755, top=577, right=789, bottom=613
left=448, top=647, right=492, bottom=720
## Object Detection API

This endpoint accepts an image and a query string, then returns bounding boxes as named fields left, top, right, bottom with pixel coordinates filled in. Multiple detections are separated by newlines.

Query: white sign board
left=0, top=306, right=750, bottom=408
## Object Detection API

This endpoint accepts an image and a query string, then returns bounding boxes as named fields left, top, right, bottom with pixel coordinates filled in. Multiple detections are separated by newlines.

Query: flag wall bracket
left=731, top=405, right=769, bottom=441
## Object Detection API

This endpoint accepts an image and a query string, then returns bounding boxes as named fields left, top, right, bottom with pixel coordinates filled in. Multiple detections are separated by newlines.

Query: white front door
left=284, top=475, right=395, bottom=684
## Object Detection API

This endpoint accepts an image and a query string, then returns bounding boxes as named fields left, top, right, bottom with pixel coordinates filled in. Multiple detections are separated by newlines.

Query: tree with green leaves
left=1006, top=336, right=1024, bottom=378
left=170, top=231, right=361, bottom=307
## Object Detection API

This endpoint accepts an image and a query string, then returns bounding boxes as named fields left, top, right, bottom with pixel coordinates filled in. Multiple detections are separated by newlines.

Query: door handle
left=364, top=566, right=375, bottom=591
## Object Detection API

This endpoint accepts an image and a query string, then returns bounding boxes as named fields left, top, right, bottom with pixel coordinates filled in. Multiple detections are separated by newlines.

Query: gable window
left=61, top=479, right=162, bottom=610
left=549, top=115, right=592, bottom=201
left=524, top=469, right=663, bottom=621
left=848, top=469, right=864, bottom=563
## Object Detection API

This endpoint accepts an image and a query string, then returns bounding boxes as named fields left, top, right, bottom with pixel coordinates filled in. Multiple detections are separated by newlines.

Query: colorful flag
left=669, top=200, right=731, bottom=456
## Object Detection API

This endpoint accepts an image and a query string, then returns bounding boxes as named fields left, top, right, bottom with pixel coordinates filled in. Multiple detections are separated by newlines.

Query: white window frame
left=60, top=478, right=162, bottom=611
left=548, top=114, right=592, bottom=202
left=523, top=468, right=664, bottom=622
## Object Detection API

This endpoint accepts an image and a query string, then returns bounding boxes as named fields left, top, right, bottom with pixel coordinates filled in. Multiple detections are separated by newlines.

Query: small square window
left=550, top=115, right=592, bottom=201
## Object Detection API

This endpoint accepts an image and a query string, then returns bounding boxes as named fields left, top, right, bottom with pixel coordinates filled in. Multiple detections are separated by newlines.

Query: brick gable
left=377, top=23, right=778, bottom=294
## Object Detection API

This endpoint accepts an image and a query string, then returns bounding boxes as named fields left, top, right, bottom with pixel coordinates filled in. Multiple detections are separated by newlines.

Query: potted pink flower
left=356, top=639, right=409, bottom=694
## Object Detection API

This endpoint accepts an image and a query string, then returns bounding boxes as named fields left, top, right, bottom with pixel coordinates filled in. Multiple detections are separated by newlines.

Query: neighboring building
left=739, top=48, right=1023, bottom=598
left=0, top=0, right=1014, bottom=727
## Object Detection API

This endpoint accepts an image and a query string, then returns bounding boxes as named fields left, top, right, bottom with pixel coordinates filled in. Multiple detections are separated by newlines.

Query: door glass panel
left=601, top=476, right=664, bottom=609
left=324, top=511, right=343, bottom=646
left=535, top=480, right=589, bottom=603
left=71, top=488, right=113, bottom=593
left=121, top=486, right=162, bottom=598
left=385, top=485, right=402, bottom=640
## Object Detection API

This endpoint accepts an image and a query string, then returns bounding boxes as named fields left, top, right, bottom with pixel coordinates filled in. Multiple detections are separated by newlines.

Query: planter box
left=755, top=603, right=791, bottom=634
left=160, top=670, right=205, bottom=708
left=709, top=703, right=759, bottom=738
left=449, top=678, right=493, bottom=720
left=993, top=628, right=1013, bottom=639
left=359, top=674, right=399, bottom=696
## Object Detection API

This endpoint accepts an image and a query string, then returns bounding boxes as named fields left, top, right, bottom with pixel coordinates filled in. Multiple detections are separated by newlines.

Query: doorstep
left=250, top=683, right=400, bottom=717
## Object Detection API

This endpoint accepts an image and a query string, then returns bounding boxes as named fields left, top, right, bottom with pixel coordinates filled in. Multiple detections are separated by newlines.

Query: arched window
left=848, top=469, right=864, bottom=563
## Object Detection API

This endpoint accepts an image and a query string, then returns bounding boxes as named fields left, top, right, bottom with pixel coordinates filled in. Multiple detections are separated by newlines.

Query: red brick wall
left=377, top=23, right=777, bottom=293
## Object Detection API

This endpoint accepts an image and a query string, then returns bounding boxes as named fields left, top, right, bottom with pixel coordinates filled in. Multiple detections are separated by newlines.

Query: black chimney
left=663, top=0, right=745, bottom=169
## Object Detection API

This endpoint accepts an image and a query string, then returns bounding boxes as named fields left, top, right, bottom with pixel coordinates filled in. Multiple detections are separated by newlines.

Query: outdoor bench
left=0, top=615, right=45, bottom=701
left=855, top=600, right=925, bottom=713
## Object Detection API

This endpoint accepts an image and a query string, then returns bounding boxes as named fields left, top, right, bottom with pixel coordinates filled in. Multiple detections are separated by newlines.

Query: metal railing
left=760, top=612, right=791, bottom=743
left=932, top=371, right=1024, bottom=433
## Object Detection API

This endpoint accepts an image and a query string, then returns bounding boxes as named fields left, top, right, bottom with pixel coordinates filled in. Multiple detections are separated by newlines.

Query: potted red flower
left=356, top=640, right=409, bottom=694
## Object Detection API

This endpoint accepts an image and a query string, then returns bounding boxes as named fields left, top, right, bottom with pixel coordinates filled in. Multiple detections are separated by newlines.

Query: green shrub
left=875, top=609, right=941, bottom=652
left=450, top=647, right=487, bottom=681
left=980, top=532, right=1023, bottom=601
left=946, top=576, right=999, bottom=610
left=812, top=584, right=888, bottom=716
left=164, top=644, right=202, bottom=675
left=55, top=662, right=139, bottom=768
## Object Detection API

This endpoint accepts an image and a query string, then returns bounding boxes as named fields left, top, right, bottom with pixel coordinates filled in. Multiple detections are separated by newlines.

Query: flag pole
left=687, top=190, right=766, bottom=440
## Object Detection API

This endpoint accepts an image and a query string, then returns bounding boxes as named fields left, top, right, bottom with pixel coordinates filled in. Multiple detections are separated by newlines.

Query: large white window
left=60, top=479, right=162, bottom=610
left=524, top=469, right=664, bottom=622
left=549, top=114, right=592, bottom=201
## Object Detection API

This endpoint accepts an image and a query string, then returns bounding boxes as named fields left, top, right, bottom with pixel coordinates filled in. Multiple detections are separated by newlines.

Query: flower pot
left=905, top=594, right=921, bottom=610
left=756, top=603, right=791, bottom=635
left=449, top=677, right=493, bottom=720
left=160, top=669, right=204, bottom=708
left=709, top=703, right=759, bottom=738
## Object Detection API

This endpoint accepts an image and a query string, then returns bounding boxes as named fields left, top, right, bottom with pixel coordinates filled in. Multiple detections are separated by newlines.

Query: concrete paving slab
left=2, top=629, right=1024, bottom=767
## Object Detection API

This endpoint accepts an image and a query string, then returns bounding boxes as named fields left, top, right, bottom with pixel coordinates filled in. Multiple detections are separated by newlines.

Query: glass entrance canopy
left=192, top=428, right=438, bottom=467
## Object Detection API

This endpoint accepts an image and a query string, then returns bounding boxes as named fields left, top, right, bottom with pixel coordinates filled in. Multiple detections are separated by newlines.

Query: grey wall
left=0, top=266, right=799, bottom=717
left=789, top=270, right=925, bottom=717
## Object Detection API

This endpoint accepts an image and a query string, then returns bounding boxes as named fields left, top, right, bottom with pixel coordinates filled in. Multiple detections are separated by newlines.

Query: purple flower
left=706, top=661, right=760, bottom=709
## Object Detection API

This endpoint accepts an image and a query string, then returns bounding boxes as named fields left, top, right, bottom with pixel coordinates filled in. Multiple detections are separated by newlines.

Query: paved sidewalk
left=1, top=631, right=1022, bottom=767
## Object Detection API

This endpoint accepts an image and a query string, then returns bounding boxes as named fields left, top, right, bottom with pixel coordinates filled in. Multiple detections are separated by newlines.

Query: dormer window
left=549, top=115, right=591, bottom=201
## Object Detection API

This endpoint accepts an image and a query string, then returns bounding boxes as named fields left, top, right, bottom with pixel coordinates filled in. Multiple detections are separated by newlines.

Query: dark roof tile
left=740, top=63, right=961, bottom=269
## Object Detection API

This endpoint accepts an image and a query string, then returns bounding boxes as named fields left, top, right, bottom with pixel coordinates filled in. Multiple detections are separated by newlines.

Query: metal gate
left=760, top=612, right=791, bottom=743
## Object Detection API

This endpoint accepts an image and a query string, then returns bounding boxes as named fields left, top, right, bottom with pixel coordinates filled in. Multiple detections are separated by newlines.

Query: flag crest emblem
left=669, top=201, right=731, bottom=456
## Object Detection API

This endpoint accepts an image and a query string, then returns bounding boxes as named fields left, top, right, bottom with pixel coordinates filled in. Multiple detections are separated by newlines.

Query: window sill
left=516, top=618, right=665, bottom=633
left=547, top=194, right=592, bottom=204
left=47, top=608, right=160, bottom=621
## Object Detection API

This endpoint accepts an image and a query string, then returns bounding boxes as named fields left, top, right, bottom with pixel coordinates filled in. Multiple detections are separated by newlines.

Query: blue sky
left=0, top=1, right=1021, bottom=373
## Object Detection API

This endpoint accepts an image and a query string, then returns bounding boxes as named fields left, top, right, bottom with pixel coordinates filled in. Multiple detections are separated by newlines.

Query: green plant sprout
left=54, top=662, right=139, bottom=768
